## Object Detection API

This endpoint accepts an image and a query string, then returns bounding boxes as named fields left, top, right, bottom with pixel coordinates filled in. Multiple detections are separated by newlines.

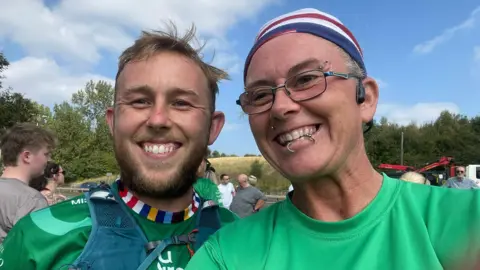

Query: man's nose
left=146, top=104, right=172, bottom=129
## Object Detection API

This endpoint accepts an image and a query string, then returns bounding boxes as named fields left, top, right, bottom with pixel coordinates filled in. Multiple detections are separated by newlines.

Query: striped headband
left=244, top=8, right=366, bottom=82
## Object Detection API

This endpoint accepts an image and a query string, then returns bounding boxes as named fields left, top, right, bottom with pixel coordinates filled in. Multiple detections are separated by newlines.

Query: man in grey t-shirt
left=443, top=166, right=479, bottom=189
left=0, top=123, right=56, bottom=243
left=0, top=179, right=48, bottom=242
left=230, top=174, right=267, bottom=218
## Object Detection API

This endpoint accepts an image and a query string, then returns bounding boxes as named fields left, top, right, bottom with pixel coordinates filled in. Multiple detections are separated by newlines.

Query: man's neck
left=292, top=144, right=383, bottom=222
left=1, top=166, right=31, bottom=184
left=133, top=187, right=194, bottom=212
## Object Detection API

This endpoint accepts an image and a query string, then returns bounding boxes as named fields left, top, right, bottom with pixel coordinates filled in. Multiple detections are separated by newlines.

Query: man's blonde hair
left=400, top=172, right=429, bottom=185
left=115, top=22, right=229, bottom=111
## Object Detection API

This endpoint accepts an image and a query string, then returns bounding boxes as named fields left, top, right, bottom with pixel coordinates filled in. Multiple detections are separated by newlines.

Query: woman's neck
left=292, top=145, right=383, bottom=222
left=45, top=180, right=57, bottom=192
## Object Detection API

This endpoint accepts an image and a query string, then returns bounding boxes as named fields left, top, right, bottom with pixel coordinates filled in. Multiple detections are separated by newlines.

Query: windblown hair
left=115, top=22, right=230, bottom=111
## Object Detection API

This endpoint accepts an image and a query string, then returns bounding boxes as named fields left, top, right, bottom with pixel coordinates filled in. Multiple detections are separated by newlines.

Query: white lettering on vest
left=71, top=198, right=87, bottom=205
left=158, top=251, right=173, bottom=264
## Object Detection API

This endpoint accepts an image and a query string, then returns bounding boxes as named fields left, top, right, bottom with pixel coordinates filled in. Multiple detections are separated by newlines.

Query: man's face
left=221, top=175, right=230, bottom=185
left=456, top=167, right=465, bottom=179
left=237, top=174, right=247, bottom=185
left=107, top=52, right=225, bottom=199
left=24, top=146, right=50, bottom=178
left=245, top=33, right=377, bottom=182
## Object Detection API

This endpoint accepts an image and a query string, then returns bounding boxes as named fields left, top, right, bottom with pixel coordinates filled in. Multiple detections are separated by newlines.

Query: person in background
left=29, top=161, right=67, bottom=205
left=197, top=157, right=219, bottom=185
left=204, top=160, right=219, bottom=185
left=229, top=174, right=266, bottom=218
left=218, top=174, right=235, bottom=209
left=0, top=123, right=56, bottom=243
left=443, top=166, right=478, bottom=189
left=187, top=8, right=480, bottom=269
left=399, top=171, right=430, bottom=185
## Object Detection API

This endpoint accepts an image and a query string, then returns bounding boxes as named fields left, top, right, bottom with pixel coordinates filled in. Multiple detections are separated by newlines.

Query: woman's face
left=55, top=166, right=65, bottom=185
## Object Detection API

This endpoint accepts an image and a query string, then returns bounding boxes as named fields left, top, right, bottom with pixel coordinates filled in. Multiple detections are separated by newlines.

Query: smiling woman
left=186, top=8, right=480, bottom=270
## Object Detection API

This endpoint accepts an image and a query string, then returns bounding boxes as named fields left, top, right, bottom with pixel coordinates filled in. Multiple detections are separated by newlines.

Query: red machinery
left=378, top=156, right=456, bottom=185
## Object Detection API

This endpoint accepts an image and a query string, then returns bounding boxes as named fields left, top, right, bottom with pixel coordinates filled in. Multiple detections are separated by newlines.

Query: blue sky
left=1, top=0, right=479, bottom=155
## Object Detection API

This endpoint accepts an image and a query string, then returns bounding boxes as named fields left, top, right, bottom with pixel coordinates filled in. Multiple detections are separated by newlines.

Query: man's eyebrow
left=245, top=58, right=324, bottom=90
left=120, top=85, right=154, bottom=97
left=168, top=87, right=199, bottom=97
left=120, top=85, right=199, bottom=98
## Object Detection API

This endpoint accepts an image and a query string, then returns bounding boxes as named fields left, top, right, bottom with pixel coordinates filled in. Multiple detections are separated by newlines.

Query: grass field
left=208, top=156, right=290, bottom=194
left=74, top=156, right=291, bottom=193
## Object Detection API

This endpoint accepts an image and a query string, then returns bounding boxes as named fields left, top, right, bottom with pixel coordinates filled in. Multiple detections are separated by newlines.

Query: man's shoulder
left=14, top=193, right=91, bottom=236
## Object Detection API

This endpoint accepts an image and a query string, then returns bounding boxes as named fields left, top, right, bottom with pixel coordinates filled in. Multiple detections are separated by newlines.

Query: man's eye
left=130, top=99, right=150, bottom=108
left=172, top=100, right=192, bottom=108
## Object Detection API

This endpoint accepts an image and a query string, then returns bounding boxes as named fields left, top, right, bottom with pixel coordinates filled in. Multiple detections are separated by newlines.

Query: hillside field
left=73, top=157, right=291, bottom=194
left=209, top=156, right=290, bottom=194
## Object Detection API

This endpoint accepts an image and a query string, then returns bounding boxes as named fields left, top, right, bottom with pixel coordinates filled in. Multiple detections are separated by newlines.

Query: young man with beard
left=0, top=25, right=237, bottom=270
left=186, top=8, right=480, bottom=269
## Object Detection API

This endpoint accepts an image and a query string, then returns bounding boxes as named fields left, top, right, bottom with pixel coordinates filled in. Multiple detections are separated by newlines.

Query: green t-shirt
left=0, top=179, right=238, bottom=270
left=186, top=175, right=480, bottom=270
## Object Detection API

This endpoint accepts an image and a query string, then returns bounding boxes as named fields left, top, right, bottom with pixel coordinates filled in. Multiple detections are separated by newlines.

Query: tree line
left=1, top=52, right=480, bottom=184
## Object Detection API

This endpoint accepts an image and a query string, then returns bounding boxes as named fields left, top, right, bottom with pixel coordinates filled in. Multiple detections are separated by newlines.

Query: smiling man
left=0, top=25, right=237, bottom=270
left=186, top=8, right=480, bottom=270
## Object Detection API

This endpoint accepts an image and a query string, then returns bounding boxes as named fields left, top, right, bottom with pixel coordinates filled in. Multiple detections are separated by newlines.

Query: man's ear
left=19, top=150, right=31, bottom=165
left=360, top=77, right=379, bottom=123
left=208, top=111, right=225, bottom=145
left=106, top=107, right=114, bottom=135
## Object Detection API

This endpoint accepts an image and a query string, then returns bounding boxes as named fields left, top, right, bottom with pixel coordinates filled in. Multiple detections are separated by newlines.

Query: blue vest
left=66, top=184, right=221, bottom=270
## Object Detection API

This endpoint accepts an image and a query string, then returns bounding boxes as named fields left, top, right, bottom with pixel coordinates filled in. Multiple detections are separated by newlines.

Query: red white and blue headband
left=244, top=8, right=366, bottom=82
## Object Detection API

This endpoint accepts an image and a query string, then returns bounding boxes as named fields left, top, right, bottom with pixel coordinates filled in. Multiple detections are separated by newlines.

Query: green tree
left=211, top=150, right=220, bottom=158
left=249, top=160, right=263, bottom=179
left=0, top=89, right=39, bottom=133
left=0, top=52, right=9, bottom=89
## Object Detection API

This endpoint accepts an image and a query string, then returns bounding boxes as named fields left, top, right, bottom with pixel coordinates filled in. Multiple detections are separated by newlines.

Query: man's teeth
left=278, top=125, right=317, bottom=145
left=143, top=144, right=176, bottom=154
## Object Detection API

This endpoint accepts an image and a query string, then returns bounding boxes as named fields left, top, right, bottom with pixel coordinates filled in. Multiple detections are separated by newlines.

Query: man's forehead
left=116, top=53, right=208, bottom=90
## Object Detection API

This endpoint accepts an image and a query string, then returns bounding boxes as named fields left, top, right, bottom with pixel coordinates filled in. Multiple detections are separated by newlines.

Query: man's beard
left=113, top=138, right=208, bottom=200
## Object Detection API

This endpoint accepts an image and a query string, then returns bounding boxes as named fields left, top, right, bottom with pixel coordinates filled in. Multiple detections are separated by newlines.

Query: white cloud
left=0, top=0, right=278, bottom=65
left=375, top=78, right=388, bottom=89
left=3, top=57, right=113, bottom=107
left=413, top=6, right=480, bottom=54
left=474, top=46, right=480, bottom=62
left=212, top=52, right=242, bottom=74
left=0, top=0, right=278, bottom=106
left=376, top=102, right=460, bottom=126
left=471, top=46, right=480, bottom=78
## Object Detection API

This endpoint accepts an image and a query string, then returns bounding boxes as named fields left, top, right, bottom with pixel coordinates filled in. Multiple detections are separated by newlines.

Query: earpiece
left=356, top=80, right=365, bottom=104
left=356, top=80, right=372, bottom=133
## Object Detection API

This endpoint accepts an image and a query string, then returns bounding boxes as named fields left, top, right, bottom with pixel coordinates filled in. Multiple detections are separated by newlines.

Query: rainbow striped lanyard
left=117, top=181, right=200, bottom=224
